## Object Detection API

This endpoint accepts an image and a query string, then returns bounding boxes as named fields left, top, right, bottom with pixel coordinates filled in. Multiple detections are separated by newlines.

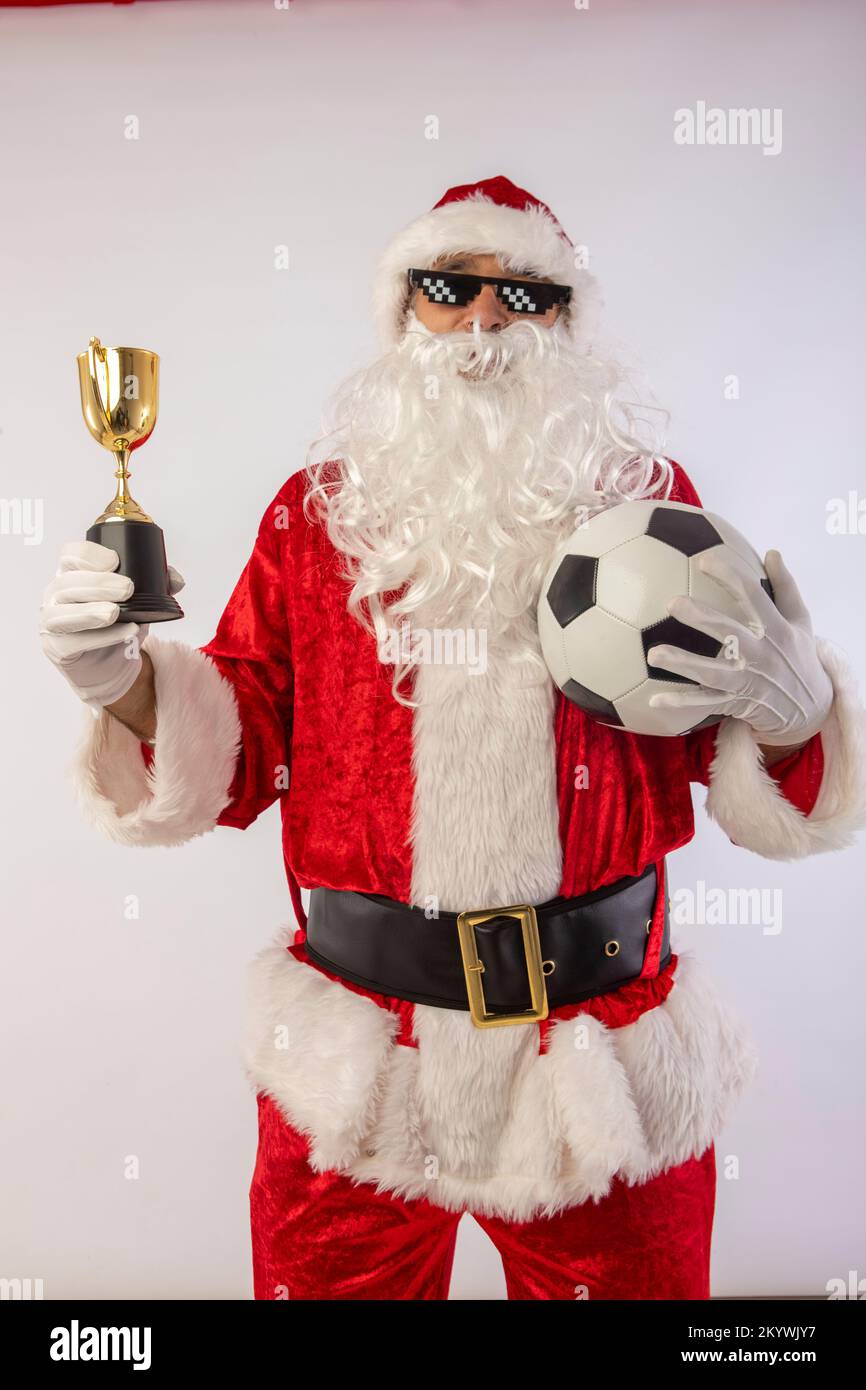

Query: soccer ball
left=537, top=500, right=774, bottom=737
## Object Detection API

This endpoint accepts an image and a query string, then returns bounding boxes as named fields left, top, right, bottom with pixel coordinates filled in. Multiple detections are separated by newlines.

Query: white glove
left=40, top=540, right=185, bottom=710
left=647, top=549, right=834, bottom=746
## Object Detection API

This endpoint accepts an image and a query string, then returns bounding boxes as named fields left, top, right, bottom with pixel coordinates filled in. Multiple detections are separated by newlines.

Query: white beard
left=306, top=310, right=672, bottom=702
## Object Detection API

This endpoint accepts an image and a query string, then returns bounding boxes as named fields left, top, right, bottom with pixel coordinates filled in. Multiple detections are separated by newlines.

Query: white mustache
left=400, top=313, right=561, bottom=383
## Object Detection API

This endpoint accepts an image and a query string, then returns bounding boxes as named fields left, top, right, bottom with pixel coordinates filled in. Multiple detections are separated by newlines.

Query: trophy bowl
left=77, top=342, right=159, bottom=465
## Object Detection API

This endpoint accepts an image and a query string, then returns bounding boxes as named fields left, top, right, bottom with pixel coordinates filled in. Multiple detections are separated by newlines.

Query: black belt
left=303, top=863, right=669, bottom=1029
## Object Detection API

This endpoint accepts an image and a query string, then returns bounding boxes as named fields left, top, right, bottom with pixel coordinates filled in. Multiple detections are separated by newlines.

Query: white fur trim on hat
left=372, top=191, right=602, bottom=351
left=69, top=635, right=242, bottom=848
left=704, top=638, right=866, bottom=860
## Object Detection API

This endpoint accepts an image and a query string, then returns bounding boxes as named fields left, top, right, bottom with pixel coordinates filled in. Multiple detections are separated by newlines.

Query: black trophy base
left=87, top=518, right=184, bottom=624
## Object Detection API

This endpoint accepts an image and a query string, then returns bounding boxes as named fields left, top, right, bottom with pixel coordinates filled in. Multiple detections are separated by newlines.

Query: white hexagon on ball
left=560, top=606, right=647, bottom=703
left=614, top=677, right=711, bottom=739
left=703, top=514, right=765, bottom=573
left=596, top=534, right=689, bottom=629
left=536, top=594, right=573, bottom=689
left=558, top=497, right=653, bottom=559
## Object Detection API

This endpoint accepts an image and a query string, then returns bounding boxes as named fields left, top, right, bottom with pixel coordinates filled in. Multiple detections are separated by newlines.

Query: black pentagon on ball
left=642, top=616, right=722, bottom=684
left=547, top=553, right=599, bottom=627
left=645, top=507, right=722, bottom=556
left=561, top=679, right=624, bottom=726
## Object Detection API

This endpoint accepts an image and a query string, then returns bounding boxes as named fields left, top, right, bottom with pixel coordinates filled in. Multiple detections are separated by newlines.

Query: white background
left=1, top=0, right=864, bottom=1299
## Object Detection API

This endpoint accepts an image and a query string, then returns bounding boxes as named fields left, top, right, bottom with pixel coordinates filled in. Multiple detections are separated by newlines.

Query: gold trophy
left=76, top=336, right=183, bottom=622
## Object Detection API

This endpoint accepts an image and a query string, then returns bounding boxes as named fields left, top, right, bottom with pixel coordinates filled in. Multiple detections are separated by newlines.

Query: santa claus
left=41, top=177, right=866, bottom=1300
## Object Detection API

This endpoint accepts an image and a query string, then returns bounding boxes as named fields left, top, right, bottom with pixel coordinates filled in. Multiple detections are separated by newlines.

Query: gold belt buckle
left=456, top=903, right=549, bottom=1028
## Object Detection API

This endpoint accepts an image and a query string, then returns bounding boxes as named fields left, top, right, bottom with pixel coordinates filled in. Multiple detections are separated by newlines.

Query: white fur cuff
left=69, top=636, right=242, bottom=848
left=705, top=638, right=866, bottom=860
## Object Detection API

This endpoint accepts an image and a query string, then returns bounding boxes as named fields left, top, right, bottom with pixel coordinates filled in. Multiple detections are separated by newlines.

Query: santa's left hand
left=646, top=549, right=834, bottom=746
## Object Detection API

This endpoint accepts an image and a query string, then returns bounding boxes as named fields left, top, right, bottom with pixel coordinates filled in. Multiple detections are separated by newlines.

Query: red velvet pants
left=249, top=1093, right=717, bottom=1300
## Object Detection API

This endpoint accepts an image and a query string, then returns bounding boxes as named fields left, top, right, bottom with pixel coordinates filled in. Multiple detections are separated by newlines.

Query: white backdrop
left=1, top=0, right=864, bottom=1299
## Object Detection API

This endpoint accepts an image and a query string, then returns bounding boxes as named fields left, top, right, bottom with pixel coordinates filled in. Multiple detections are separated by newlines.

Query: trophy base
left=87, top=519, right=184, bottom=625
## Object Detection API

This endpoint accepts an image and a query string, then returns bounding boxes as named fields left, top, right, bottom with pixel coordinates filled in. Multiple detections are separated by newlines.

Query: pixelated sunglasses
left=408, top=268, right=572, bottom=317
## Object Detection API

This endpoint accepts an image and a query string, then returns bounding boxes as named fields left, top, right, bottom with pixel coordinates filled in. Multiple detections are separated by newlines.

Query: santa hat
left=372, top=174, right=601, bottom=350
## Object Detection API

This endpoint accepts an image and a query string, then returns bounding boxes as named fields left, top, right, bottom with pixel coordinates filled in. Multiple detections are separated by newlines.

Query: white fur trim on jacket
left=372, top=192, right=602, bottom=352
left=409, top=648, right=563, bottom=911
left=705, top=638, right=866, bottom=860
left=243, top=936, right=757, bottom=1222
left=69, top=636, right=242, bottom=848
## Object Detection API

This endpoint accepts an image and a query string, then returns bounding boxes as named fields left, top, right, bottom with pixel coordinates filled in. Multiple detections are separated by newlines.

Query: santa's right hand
left=40, top=540, right=163, bottom=710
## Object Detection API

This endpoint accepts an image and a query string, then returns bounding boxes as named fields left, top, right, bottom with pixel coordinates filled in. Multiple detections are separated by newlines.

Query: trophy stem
left=115, top=445, right=132, bottom=510
left=94, top=444, right=154, bottom=526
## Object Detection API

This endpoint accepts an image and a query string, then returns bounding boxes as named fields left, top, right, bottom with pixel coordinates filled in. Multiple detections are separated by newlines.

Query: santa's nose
left=458, top=282, right=509, bottom=332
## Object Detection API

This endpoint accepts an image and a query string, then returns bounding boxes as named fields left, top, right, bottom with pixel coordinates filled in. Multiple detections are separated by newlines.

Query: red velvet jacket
left=155, top=460, right=825, bottom=1040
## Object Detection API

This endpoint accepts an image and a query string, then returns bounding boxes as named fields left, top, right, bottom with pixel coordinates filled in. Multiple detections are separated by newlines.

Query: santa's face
left=410, top=252, right=564, bottom=340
